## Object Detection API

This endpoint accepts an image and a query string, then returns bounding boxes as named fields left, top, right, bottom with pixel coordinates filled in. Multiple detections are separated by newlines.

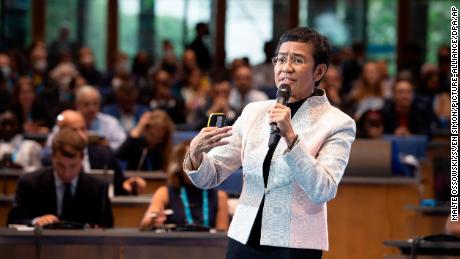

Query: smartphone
left=207, top=113, right=227, bottom=128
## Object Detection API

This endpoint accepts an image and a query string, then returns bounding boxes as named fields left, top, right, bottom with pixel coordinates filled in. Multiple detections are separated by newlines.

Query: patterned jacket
left=184, top=90, right=356, bottom=250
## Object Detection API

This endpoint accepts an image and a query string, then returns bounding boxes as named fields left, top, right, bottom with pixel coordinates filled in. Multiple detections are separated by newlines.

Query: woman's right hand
left=130, top=112, right=151, bottom=138
left=189, top=126, right=232, bottom=168
left=140, top=210, right=167, bottom=228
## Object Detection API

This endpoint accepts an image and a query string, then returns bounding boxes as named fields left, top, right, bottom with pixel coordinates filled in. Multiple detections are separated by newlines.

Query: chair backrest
left=345, top=139, right=392, bottom=177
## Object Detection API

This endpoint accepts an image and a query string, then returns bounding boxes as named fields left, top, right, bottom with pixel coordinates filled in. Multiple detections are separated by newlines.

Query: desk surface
left=405, top=205, right=450, bottom=216
left=384, top=240, right=460, bottom=255
left=0, top=228, right=228, bottom=259
left=0, top=228, right=227, bottom=246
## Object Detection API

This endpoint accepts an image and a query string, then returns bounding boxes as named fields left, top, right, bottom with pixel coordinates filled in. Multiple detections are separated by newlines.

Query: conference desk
left=0, top=195, right=152, bottom=228
left=0, top=176, right=440, bottom=259
left=325, top=176, right=433, bottom=259
left=384, top=239, right=460, bottom=257
left=0, top=228, right=228, bottom=259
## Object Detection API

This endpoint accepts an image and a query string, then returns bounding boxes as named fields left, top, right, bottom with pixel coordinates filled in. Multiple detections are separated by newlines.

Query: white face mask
left=81, top=56, right=94, bottom=66
left=59, top=75, right=72, bottom=89
left=34, top=59, right=47, bottom=72
left=0, top=66, right=11, bottom=77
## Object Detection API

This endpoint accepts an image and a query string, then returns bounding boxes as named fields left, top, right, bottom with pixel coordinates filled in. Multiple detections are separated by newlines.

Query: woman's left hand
left=268, top=103, right=297, bottom=145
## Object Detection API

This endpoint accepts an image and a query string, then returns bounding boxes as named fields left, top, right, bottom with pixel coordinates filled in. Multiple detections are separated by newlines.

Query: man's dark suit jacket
left=87, top=143, right=127, bottom=195
left=7, top=167, right=114, bottom=227
left=42, top=143, right=127, bottom=195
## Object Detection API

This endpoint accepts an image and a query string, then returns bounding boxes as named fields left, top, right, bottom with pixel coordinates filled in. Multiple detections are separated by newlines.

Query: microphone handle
left=268, top=96, right=288, bottom=147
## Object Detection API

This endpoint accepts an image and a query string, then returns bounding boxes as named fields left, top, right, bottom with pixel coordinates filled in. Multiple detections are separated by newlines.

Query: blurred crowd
left=0, top=24, right=453, bottom=182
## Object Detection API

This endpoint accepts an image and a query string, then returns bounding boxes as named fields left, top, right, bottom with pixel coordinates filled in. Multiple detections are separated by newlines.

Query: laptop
left=344, top=139, right=392, bottom=177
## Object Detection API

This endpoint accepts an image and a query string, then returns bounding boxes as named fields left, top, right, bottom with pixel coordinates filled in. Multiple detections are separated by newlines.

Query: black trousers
left=226, top=238, right=323, bottom=259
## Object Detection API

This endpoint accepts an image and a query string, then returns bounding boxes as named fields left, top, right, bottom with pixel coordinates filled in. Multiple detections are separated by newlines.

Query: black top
left=248, top=96, right=309, bottom=247
left=165, top=185, right=218, bottom=227
left=116, top=136, right=166, bottom=171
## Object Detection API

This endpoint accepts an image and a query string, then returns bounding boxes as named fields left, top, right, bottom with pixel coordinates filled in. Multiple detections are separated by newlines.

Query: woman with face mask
left=9, top=76, right=52, bottom=135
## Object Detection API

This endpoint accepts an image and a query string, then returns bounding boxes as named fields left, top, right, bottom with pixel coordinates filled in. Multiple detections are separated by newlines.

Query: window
left=46, top=0, right=78, bottom=43
left=118, top=0, right=140, bottom=58
left=154, top=0, right=211, bottom=60
left=367, top=0, right=397, bottom=75
left=226, top=0, right=273, bottom=65
left=299, top=0, right=309, bottom=27
left=426, top=0, right=451, bottom=64
left=0, top=0, right=32, bottom=50
left=85, top=0, right=107, bottom=71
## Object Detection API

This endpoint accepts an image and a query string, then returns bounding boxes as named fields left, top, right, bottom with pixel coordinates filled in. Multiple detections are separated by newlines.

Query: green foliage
left=427, top=1, right=452, bottom=64
left=86, top=0, right=107, bottom=71
left=367, top=0, right=397, bottom=75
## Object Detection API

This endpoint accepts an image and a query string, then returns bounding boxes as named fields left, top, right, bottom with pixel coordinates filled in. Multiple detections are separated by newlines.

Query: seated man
left=75, top=85, right=126, bottom=150
left=0, top=110, right=42, bottom=172
left=43, top=110, right=145, bottom=195
left=7, top=128, right=114, bottom=227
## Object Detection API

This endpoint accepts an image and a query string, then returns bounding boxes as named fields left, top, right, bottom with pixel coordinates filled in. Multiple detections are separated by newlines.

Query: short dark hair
left=52, top=128, right=86, bottom=158
left=275, top=27, right=331, bottom=68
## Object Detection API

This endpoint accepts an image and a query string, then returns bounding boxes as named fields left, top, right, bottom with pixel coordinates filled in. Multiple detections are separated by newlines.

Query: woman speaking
left=184, top=27, right=356, bottom=259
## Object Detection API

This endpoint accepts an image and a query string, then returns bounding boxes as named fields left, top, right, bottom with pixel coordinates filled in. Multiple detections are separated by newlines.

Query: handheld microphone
left=268, top=84, right=291, bottom=148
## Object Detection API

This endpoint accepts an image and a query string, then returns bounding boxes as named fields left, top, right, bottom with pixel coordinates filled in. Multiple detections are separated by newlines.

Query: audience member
left=347, top=61, right=385, bottom=119
left=77, top=47, right=102, bottom=87
left=117, top=110, right=174, bottom=172
left=0, top=110, right=42, bottom=172
left=9, top=76, right=52, bottom=134
left=48, top=26, right=79, bottom=69
left=193, top=77, right=238, bottom=129
left=320, top=65, right=343, bottom=108
left=341, top=42, right=365, bottom=95
left=0, top=57, right=12, bottom=113
left=173, top=48, right=200, bottom=96
left=229, top=65, right=268, bottom=114
left=252, top=41, right=275, bottom=89
left=131, top=51, right=152, bottom=91
left=27, top=41, right=49, bottom=90
left=102, top=82, right=148, bottom=132
left=75, top=85, right=126, bottom=150
left=432, top=92, right=451, bottom=129
left=178, top=68, right=210, bottom=124
left=357, top=109, right=417, bottom=176
left=148, top=69, right=186, bottom=125
left=7, top=127, right=114, bottom=227
left=156, top=39, right=179, bottom=77
left=0, top=52, right=15, bottom=93
left=376, top=59, right=394, bottom=98
left=140, top=140, right=229, bottom=230
left=188, top=22, right=212, bottom=71
left=44, top=110, right=145, bottom=195
left=381, top=80, right=434, bottom=136
left=437, top=45, right=451, bottom=93
left=47, top=61, right=81, bottom=106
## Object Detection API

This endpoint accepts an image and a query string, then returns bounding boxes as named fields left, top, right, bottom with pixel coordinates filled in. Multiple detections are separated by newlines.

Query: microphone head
left=277, top=84, right=291, bottom=99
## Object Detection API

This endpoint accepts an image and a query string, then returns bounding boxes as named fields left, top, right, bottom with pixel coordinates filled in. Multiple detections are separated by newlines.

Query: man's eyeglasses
left=272, top=55, right=312, bottom=66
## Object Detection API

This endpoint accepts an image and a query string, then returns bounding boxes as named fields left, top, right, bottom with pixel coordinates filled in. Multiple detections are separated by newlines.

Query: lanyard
left=180, top=187, right=209, bottom=227
left=145, top=155, right=153, bottom=171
